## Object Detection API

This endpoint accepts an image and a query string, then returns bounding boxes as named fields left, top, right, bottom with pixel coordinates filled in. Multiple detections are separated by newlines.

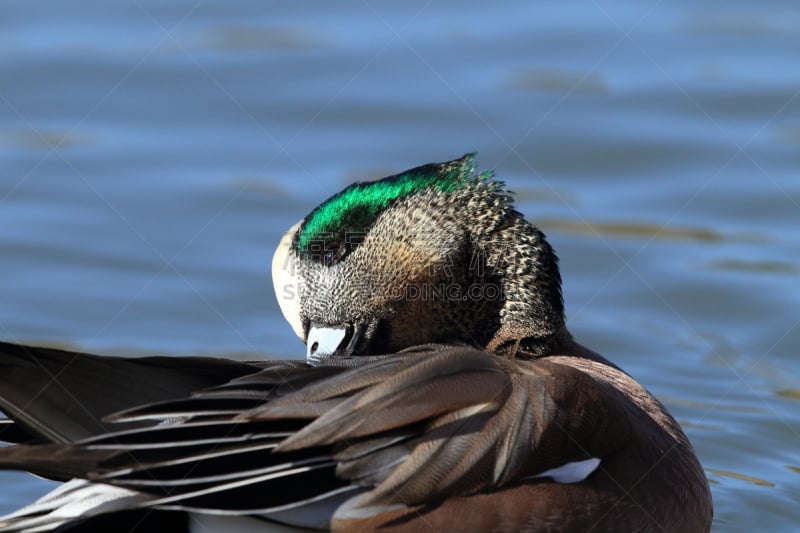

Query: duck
left=0, top=154, right=713, bottom=532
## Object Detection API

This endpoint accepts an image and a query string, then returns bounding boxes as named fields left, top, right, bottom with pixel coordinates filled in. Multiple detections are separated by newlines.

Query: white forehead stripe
left=272, top=220, right=304, bottom=340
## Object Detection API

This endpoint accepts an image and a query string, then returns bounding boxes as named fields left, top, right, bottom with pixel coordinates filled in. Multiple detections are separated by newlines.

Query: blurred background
left=0, top=1, right=798, bottom=530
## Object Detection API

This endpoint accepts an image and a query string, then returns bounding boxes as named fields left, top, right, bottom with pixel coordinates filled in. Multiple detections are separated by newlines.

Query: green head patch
left=295, top=153, right=491, bottom=265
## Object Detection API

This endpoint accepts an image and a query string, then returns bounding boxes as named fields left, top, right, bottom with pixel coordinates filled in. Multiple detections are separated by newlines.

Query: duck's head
left=272, top=153, right=566, bottom=363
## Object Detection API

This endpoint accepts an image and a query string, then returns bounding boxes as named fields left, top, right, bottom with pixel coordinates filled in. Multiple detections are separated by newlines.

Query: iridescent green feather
left=296, top=153, right=491, bottom=252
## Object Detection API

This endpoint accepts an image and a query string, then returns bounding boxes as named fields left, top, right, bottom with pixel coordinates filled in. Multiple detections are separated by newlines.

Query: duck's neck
left=478, top=215, right=566, bottom=357
left=516, top=331, right=622, bottom=372
left=495, top=325, right=573, bottom=359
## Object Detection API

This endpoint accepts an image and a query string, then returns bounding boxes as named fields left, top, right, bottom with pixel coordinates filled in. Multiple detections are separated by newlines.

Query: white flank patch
left=528, top=457, right=601, bottom=484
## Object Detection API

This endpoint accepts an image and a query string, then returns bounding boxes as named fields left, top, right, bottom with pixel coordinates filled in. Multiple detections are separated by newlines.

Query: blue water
left=1, top=1, right=798, bottom=530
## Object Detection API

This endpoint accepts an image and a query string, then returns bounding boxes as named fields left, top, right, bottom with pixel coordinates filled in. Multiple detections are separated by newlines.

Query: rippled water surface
left=1, top=2, right=798, bottom=531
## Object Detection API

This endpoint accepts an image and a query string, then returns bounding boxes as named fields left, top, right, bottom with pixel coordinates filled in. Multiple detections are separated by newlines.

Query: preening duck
left=0, top=154, right=712, bottom=532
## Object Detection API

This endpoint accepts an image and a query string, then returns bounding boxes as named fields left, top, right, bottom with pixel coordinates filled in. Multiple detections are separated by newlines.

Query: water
left=0, top=1, right=798, bottom=530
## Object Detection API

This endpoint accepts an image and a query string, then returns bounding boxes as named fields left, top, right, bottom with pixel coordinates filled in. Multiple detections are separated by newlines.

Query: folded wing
left=0, top=344, right=635, bottom=531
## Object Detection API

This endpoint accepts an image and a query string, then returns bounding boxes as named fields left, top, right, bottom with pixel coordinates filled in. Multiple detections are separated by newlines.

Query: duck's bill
left=306, top=322, right=363, bottom=363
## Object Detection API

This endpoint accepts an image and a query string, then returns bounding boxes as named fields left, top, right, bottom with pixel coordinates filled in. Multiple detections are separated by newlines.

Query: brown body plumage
left=0, top=154, right=712, bottom=532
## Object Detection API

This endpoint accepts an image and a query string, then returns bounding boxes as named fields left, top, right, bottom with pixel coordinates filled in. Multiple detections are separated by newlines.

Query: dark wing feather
left=0, top=343, right=648, bottom=531
left=0, top=341, right=258, bottom=443
left=94, top=347, right=606, bottom=514
left=257, top=349, right=511, bottom=450
left=0, top=443, right=119, bottom=481
left=0, top=418, right=34, bottom=444
left=105, top=365, right=341, bottom=424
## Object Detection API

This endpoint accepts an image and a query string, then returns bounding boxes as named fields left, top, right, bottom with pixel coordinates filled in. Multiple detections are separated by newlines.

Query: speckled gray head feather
left=272, top=154, right=565, bottom=360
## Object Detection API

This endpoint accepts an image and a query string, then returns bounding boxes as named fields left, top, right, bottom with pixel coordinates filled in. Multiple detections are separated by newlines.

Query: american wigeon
left=0, top=154, right=712, bottom=532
